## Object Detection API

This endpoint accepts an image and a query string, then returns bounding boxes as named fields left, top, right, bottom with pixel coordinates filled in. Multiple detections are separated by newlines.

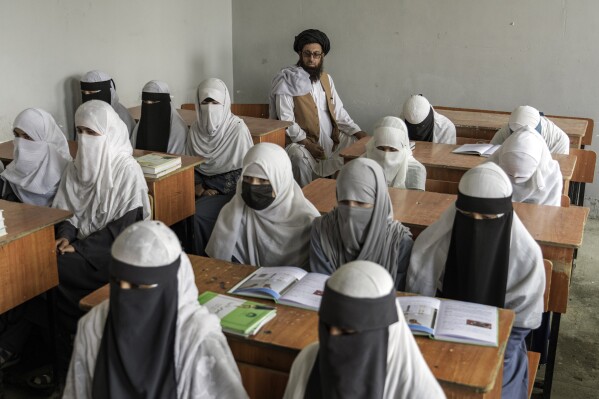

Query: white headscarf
left=1, top=108, right=71, bottom=206
left=63, top=221, right=248, bottom=399
left=508, top=105, right=541, bottom=132
left=283, top=260, right=445, bottom=399
left=268, top=65, right=312, bottom=118
left=186, top=78, right=253, bottom=176
left=130, top=80, right=188, bottom=154
left=487, top=127, right=563, bottom=206
left=52, top=100, right=150, bottom=239
left=402, top=95, right=431, bottom=124
left=407, top=163, right=545, bottom=329
left=206, top=143, right=320, bottom=268
left=81, top=70, right=135, bottom=134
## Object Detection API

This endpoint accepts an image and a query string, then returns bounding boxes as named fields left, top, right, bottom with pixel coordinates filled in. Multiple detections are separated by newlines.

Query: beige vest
left=291, top=73, right=339, bottom=146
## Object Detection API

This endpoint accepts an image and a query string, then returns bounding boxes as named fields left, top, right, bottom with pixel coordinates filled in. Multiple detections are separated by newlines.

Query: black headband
left=456, top=192, right=513, bottom=214
left=319, top=284, right=398, bottom=332
left=110, top=256, right=181, bottom=285
left=142, top=92, right=171, bottom=102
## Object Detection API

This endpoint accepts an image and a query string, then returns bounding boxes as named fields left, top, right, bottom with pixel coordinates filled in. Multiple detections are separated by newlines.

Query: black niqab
left=405, top=106, right=435, bottom=142
left=136, top=92, right=172, bottom=152
left=81, top=80, right=112, bottom=105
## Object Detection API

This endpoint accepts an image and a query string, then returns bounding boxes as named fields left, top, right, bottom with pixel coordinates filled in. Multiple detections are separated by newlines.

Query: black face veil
left=136, top=91, right=172, bottom=152
left=81, top=80, right=112, bottom=105
left=405, top=106, right=435, bottom=142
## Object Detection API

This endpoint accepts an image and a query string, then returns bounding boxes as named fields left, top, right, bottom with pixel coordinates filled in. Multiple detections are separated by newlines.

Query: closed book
left=143, top=164, right=181, bottom=179
left=136, top=153, right=182, bottom=174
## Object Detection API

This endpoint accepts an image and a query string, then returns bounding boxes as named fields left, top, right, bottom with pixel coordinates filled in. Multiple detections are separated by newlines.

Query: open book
left=228, top=266, right=329, bottom=311
left=398, top=296, right=499, bottom=347
left=199, top=291, right=276, bottom=337
left=452, top=143, right=500, bottom=157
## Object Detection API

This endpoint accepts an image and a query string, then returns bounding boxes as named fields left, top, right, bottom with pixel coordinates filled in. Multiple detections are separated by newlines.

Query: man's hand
left=299, top=139, right=326, bottom=160
left=353, top=131, right=368, bottom=140
left=55, top=238, right=75, bottom=255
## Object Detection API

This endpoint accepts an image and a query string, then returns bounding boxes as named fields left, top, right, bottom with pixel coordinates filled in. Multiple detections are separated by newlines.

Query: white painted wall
left=231, top=0, right=599, bottom=216
left=0, top=0, right=233, bottom=141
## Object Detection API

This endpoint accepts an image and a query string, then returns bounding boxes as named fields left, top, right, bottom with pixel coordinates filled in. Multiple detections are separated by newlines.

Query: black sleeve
left=0, top=180, right=21, bottom=203
left=70, top=207, right=145, bottom=269
left=56, top=220, right=78, bottom=242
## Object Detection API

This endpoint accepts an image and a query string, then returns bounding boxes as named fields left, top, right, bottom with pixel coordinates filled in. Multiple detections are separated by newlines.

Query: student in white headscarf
left=366, top=116, right=426, bottom=190
left=310, top=158, right=413, bottom=289
left=401, top=95, right=456, bottom=144
left=51, top=100, right=151, bottom=380
left=63, top=220, right=248, bottom=399
left=80, top=70, right=136, bottom=135
left=206, top=143, right=319, bottom=268
left=130, top=80, right=187, bottom=154
left=283, top=260, right=445, bottom=399
left=186, top=78, right=254, bottom=256
left=487, top=126, right=563, bottom=206
left=407, top=162, right=545, bottom=399
left=0, top=108, right=72, bottom=205
left=491, top=105, right=570, bottom=154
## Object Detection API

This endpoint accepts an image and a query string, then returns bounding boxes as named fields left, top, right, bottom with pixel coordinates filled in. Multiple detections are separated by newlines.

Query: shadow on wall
left=63, top=75, right=82, bottom=140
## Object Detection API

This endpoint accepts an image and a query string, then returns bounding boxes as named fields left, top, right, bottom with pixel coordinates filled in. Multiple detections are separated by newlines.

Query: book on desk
left=136, top=153, right=182, bottom=178
left=452, top=143, right=500, bottom=157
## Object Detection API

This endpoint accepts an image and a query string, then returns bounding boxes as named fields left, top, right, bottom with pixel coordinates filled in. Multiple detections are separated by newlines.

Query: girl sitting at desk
left=206, top=143, right=319, bottom=268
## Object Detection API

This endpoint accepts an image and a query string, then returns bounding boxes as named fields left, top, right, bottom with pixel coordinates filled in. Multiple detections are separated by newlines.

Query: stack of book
left=0, top=209, right=6, bottom=236
left=136, top=153, right=182, bottom=178
left=199, top=291, right=277, bottom=337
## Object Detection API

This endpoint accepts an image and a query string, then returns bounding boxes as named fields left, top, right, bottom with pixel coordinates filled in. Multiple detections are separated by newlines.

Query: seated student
left=401, top=95, right=456, bottom=144
left=490, top=105, right=570, bottom=154
left=63, top=220, right=248, bottom=398
left=186, top=78, right=253, bottom=256
left=0, top=108, right=71, bottom=205
left=366, top=116, right=426, bottom=190
left=51, top=100, right=151, bottom=379
left=130, top=80, right=187, bottom=154
left=407, top=162, right=545, bottom=399
left=310, top=158, right=413, bottom=289
left=487, top=126, right=563, bottom=206
left=206, top=143, right=319, bottom=268
left=80, top=70, right=136, bottom=135
left=283, top=260, right=445, bottom=399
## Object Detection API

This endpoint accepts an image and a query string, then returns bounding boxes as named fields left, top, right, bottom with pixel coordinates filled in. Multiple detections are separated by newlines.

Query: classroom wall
left=231, top=0, right=599, bottom=217
left=0, top=0, right=233, bottom=142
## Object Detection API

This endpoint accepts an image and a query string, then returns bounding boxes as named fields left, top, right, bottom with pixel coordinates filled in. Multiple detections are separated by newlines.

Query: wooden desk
left=0, top=140, right=203, bottom=227
left=128, top=106, right=291, bottom=148
left=303, top=178, right=589, bottom=314
left=0, top=200, right=71, bottom=314
left=81, top=255, right=514, bottom=399
left=340, top=139, right=576, bottom=196
left=434, top=107, right=589, bottom=149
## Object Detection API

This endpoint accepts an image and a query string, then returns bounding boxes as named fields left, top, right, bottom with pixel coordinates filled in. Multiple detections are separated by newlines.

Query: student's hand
left=195, top=184, right=205, bottom=197
left=55, top=238, right=75, bottom=255
left=353, top=131, right=368, bottom=140
left=202, top=189, right=219, bottom=197
left=299, top=139, right=326, bottom=160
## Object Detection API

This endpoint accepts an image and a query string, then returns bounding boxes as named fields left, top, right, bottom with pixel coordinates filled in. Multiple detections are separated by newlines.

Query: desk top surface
left=340, top=139, right=576, bottom=180
left=128, top=106, right=291, bottom=136
left=303, top=178, right=588, bottom=249
left=0, top=199, right=72, bottom=246
left=436, top=108, right=588, bottom=137
left=80, top=255, right=513, bottom=393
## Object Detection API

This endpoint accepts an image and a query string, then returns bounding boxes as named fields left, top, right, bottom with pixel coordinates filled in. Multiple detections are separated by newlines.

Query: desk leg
left=543, top=312, right=561, bottom=399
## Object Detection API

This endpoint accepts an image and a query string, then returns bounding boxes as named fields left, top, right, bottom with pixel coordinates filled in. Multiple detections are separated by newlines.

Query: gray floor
left=3, top=220, right=599, bottom=399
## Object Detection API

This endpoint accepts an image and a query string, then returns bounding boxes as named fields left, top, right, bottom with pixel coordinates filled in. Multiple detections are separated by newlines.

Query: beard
left=298, top=58, right=324, bottom=83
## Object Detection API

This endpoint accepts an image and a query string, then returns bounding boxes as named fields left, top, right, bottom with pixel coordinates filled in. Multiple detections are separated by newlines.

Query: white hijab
left=283, top=260, right=445, bottom=399
left=63, top=221, right=248, bottom=399
left=186, top=78, right=253, bottom=176
left=1, top=108, right=71, bottom=206
left=130, top=80, right=188, bottom=154
left=268, top=65, right=312, bottom=118
left=487, top=127, right=563, bottom=206
left=407, top=163, right=545, bottom=329
left=52, top=100, right=150, bottom=239
left=206, top=143, right=320, bottom=268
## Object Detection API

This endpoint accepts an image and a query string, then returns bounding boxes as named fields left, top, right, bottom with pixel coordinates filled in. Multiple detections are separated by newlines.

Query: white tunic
left=491, top=117, right=570, bottom=154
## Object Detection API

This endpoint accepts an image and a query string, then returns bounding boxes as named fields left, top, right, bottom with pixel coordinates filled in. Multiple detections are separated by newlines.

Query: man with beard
left=269, top=29, right=368, bottom=187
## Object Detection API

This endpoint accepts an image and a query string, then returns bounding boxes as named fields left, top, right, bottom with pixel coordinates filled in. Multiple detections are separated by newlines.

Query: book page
left=200, top=293, right=245, bottom=319
left=435, top=300, right=498, bottom=346
left=397, top=296, right=441, bottom=335
left=279, top=273, right=329, bottom=311
left=481, top=145, right=501, bottom=157
left=452, top=144, right=494, bottom=155
left=232, top=266, right=308, bottom=299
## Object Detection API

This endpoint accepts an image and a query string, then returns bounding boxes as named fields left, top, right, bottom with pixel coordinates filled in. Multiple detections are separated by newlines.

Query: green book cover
left=198, top=291, right=276, bottom=336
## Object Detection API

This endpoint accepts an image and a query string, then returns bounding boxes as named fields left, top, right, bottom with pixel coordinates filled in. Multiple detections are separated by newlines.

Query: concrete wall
left=0, top=0, right=233, bottom=141
left=232, top=0, right=599, bottom=216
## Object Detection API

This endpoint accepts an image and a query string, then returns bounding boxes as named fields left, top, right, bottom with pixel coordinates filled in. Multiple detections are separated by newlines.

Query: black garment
left=0, top=179, right=20, bottom=203
left=405, top=106, right=435, bottom=142
left=80, top=80, right=112, bottom=104
left=293, top=29, right=331, bottom=54
left=92, top=258, right=180, bottom=399
left=441, top=192, right=513, bottom=308
left=305, top=285, right=398, bottom=399
left=135, top=92, right=172, bottom=152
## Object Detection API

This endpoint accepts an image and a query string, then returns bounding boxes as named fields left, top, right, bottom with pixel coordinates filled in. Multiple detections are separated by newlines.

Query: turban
left=293, top=29, right=331, bottom=55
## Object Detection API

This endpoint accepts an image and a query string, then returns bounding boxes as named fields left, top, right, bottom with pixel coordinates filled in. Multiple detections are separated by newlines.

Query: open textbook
left=452, top=143, right=500, bottom=157
left=398, top=296, right=499, bottom=347
left=228, top=267, right=329, bottom=311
